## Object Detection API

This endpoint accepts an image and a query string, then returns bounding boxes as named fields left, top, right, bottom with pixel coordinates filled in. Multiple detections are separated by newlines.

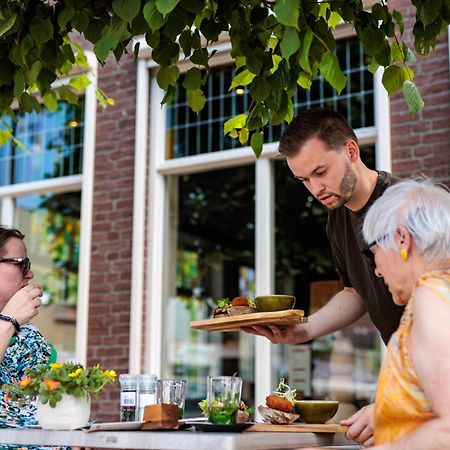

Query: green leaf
left=30, top=18, right=54, bottom=45
left=391, top=42, right=404, bottom=63
left=319, top=52, right=347, bottom=94
left=367, top=58, right=379, bottom=74
left=157, top=65, right=180, bottom=90
left=297, top=72, right=312, bottom=89
left=249, top=77, right=270, bottom=102
left=274, top=0, right=299, bottom=29
left=112, top=0, right=141, bottom=23
left=58, top=85, right=79, bottom=105
left=43, top=90, right=58, bottom=112
left=239, top=127, right=249, bottom=145
left=382, top=65, right=404, bottom=94
left=13, top=69, right=25, bottom=100
left=374, top=41, right=392, bottom=67
left=229, top=70, right=255, bottom=90
left=187, top=88, right=206, bottom=112
left=392, top=10, right=404, bottom=35
left=419, top=0, right=441, bottom=26
left=0, top=130, right=12, bottom=145
left=280, top=27, right=300, bottom=61
left=69, top=74, right=92, bottom=92
left=143, top=1, right=166, bottom=31
left=156, top=0, right=182, bottom=15
left=182, top=67, right=202, bottom=90
left=403, top=80, right=424, bottom=114
left=224, top=114, right=247, bottom=134
left=328, top=12, right=342, bottom=29
left=250, top=131, right=264, bottom=158
left=361, top=27, right=385, bottom=56
left=298, top=31, right=313, bottom=73
left=0, top=12, right=17, bottom=38
left=58, top=5, right=74, bottom=29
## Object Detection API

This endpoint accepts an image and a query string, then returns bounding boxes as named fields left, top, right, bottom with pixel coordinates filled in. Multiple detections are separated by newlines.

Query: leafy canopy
left=0, top=0, right=448, bottom=155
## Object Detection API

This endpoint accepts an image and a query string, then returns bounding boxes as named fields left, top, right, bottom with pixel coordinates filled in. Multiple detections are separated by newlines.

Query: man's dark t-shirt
left=326, top=171, right=405, bottom=345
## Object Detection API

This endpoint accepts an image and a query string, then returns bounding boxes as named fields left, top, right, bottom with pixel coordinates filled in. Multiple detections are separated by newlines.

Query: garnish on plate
left=212, top=297, right=257, bottom=318
left=258, top=378, right=300, bottom=424
left=198, top=399, right=254, bottom=423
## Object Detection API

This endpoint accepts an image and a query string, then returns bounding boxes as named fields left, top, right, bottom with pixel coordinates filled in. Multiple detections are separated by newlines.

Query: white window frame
left=0, top=51, right=98, bottom=365
left=136, top=33, right=391, bottom=406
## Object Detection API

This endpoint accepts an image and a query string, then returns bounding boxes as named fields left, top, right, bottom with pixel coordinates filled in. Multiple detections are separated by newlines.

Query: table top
left=0, top=427, right=359, bottom=450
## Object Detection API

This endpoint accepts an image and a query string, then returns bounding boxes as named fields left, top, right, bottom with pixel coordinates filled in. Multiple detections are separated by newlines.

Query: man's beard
left=325, top=163, right=357, bottom=209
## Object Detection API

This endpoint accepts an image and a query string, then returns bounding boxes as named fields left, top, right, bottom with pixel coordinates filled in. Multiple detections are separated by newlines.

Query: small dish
left=294, top=400, right=339, bottom=424
left=254, top=295, right=295, bottom=312
left=190, top=422, right=253, bottom=432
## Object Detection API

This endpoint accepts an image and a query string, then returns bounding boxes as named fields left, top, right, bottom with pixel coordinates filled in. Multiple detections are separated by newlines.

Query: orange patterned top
left=373, top=270, right=450, bottom=445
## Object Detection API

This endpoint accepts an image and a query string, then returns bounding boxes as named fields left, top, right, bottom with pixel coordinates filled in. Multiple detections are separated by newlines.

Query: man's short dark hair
left=278, top=108, right=358, bottom=157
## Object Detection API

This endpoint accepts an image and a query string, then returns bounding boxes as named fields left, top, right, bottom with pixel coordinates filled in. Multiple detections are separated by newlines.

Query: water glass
left=207, top=376, right=242, bottom=424
left=156, top=379, right=186, bottom=419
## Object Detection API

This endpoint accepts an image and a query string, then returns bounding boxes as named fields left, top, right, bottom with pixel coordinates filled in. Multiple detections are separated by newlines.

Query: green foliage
left=2, top=362, right=116, bottom=408
left=0, top=0, right=448, bottom=157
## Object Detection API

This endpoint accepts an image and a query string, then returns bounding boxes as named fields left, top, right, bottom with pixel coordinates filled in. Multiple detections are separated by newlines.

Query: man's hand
left=240, top=323, right=311, bottom=344
left=340, top=403, right=375, bottom=447
left=2, top=284, right=43, bottom=325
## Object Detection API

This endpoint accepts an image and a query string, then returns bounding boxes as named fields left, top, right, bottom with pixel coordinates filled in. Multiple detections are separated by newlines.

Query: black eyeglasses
left=361, top=232, right=391, bottom=268
left=0, top=257, right=31, bottom=276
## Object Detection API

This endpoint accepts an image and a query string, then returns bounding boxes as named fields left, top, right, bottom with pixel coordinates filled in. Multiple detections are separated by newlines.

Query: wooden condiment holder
left=141, top=404, right=180, bottom=430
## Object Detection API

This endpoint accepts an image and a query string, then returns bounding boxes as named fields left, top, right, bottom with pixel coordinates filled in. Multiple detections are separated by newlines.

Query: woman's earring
left=400, top=248, right=408, bottom=261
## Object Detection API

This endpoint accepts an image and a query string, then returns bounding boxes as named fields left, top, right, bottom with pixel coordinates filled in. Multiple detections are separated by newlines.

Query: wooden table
left=0, top=428, right=359, bottom=450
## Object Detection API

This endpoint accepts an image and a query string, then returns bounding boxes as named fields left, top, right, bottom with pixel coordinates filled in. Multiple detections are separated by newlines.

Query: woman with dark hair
left=0, top=225, right=57, bottom=446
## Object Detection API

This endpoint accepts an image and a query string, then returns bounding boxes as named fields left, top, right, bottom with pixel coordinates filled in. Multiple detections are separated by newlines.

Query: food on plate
left=212, top=297, right=257, bottom=318
left=198, top=399, right=254, bottom=424
left=258, top=378, right=300, bottom=424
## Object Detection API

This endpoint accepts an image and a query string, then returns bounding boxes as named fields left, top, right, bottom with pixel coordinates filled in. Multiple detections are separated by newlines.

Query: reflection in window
left=164, top=166, right=255, bottom=417
left=14, top=191, right=81, bottom=361
left=166, top=38, right=373, bottom=158
left=0, top=101, right=84, bottom=186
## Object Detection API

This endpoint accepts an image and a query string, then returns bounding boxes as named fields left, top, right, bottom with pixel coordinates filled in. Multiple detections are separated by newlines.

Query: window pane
left=14, top=191, right=81, bottom=361
left=165, top=38, right=373, bottom=158
left=163, top=166, right=255, bottom=417
left=272, top=157, right=380, bottom=418
left=0, top=101, right=84, bottom=185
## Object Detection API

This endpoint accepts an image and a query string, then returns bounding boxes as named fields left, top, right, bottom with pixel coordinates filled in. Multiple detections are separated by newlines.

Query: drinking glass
left=156, top=379, right=186, bottom=419
left=207, top=376, right=242, bottom=424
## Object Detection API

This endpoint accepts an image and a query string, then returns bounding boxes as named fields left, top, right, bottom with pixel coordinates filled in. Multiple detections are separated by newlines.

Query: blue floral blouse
left=0, top=323, right=66, bottom=450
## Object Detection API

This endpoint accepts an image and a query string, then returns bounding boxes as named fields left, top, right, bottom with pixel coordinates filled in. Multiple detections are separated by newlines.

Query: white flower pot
left=36, top=394, right=91, bottom=430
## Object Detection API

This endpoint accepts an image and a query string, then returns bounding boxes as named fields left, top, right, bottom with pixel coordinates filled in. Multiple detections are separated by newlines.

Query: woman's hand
left=2, top=284, right=43, bottom=325
left=340, top=403, right=375, bottom=447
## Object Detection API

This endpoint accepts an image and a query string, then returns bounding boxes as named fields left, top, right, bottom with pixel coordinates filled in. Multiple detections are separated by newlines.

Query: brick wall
left=87, top=53, right=138, bottom=421
left=389, top=0, right=450, bottom=185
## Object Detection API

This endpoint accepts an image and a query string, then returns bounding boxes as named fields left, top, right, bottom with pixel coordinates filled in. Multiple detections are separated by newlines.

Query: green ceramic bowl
left=254, top=295, right=295, bottom=312
left=294, top=400, right=339, bottom=424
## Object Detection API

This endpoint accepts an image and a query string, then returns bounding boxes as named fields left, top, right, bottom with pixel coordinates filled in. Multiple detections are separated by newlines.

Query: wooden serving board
left=245, top=423, right=347, bottom=433
left=190, top=309, right=306, bottom=332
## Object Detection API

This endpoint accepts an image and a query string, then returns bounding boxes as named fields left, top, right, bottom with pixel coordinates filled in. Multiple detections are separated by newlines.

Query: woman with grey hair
left=305, top=178, right=450, bottom=449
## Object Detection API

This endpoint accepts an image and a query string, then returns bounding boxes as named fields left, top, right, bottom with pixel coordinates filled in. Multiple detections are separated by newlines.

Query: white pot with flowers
left=4, top=362, right=116, bottom=430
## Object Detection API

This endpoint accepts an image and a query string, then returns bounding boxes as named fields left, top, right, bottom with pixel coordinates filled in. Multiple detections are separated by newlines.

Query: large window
left=0, top=101, right=85, bottom=361
left=147, top=33, right=387, bottom=418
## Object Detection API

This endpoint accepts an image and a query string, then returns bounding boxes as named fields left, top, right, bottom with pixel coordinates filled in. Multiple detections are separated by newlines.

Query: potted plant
left=3, top=362, right=116, bottom=430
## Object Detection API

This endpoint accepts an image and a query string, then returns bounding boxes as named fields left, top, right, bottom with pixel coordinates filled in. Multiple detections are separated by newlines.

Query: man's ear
left=344, top=139, right=360, bottom=162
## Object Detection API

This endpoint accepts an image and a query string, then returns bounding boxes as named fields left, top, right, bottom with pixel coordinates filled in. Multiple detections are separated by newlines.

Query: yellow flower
left=68, top=368, right=83, bottom=378
left=49, top=363, right=63, bottom=371
left=101, top=370, right=117, bottom=381
left=19, top=376, right=30, bottom=387
left=43, top=378, right=60, bottom=391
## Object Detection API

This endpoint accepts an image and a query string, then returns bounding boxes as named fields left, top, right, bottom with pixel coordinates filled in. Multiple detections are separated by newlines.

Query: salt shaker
left=138, top=374, right=158, bottom=421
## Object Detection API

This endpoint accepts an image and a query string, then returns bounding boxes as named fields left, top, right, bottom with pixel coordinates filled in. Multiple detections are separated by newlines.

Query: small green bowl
left=254, top=295, right=295, bottom=312
left=294, top=400, right=339, bottom=424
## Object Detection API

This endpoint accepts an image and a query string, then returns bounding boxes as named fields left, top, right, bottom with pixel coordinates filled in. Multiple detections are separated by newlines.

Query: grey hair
left=362, top=178, right=450, bottom=262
